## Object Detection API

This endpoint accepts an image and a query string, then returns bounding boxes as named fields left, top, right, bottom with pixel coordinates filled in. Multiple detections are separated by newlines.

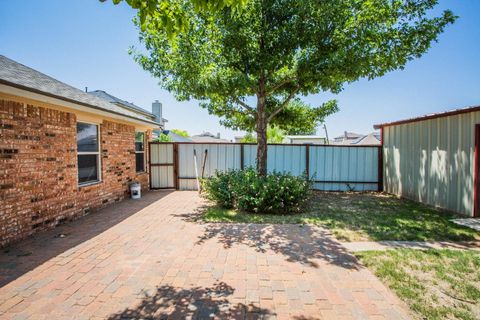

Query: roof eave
left=374, top=105, right=480, bottom=129
left=0, top=80, right=161, bottom=127
left=113, top=101, right=155, bottom=118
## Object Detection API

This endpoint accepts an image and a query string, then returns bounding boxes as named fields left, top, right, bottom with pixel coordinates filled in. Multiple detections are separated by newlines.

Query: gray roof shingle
left=0, top=55, right=159, bottom=126
left=87, top=90, right=154, bottom=117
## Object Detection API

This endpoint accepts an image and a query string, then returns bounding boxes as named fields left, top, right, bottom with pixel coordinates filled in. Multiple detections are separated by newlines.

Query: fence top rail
left=149, top=141, right=381, bottom=148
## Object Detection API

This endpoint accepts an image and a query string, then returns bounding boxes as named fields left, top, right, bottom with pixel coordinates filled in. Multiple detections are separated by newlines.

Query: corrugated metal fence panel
left=150, top=143, right=173, bottom=164
left=177, top=144, right=241, bottom=190
left=242, top=144, right=307, bottom=175
left=309, top=146, right=379, bottom=191
left=268, top=145, right=307, bottom=175
left=150, top=143, right=175, bottom=189
left=383, top=111, right=479, bottom=216
left=151, top=166, right=175, bottom=188
left=150, top=142, right=381, bottom=192
left=243, top=144, right=257, bottom=168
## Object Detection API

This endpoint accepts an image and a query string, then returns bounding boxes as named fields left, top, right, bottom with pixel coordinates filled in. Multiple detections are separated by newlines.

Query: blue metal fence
left=150, top=142, right=381, bottom=191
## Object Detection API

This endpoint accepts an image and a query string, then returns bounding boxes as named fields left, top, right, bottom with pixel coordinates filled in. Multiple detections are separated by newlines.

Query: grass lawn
left=201, top=192, right=480, bottom=242
left=357, top=249, right=480, bottom=320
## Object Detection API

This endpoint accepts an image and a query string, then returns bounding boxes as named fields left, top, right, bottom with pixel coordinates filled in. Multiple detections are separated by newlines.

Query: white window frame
left=135, top=131, right=146, bottom=173
left=77, top=121, right=101, bottom=186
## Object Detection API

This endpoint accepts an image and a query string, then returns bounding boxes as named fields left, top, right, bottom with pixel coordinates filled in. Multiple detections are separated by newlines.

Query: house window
left=77, top=122, right=100, bottom=185
left=135, top=132, right=145, bottom=172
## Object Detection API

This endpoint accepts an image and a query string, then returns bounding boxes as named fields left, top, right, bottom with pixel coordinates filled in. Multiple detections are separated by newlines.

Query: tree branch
left=230, top=62, right=257, bottom=92
left=267, top=87, right=300, bottom=122
left=234, top=98, right=254, bottom=112
left=266, top=77, right=296, bottom=95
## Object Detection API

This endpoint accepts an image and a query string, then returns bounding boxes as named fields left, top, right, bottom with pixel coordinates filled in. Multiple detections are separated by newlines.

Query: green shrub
left=201, top=170, right=240, bottom=208
left=202, top=168, right=312, bottom=214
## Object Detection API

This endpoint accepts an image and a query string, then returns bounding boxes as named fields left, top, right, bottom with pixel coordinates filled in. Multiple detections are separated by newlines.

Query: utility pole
left=323, top=124, right=330, bottom=145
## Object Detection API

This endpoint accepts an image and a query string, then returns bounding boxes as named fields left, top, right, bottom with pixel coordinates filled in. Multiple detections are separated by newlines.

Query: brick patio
left=0, top=191, right=410, bottom=319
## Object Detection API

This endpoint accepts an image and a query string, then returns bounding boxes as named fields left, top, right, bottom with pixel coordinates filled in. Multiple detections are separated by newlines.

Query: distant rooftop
left=334, top=131, right=363, bottom=140
left=285, top=135, right=326, bottom=139
left=350, top=132, right=381, bottom=145
left=162, top=130, right=192, bottom=142
left=191, top=132, right=231, bottom=143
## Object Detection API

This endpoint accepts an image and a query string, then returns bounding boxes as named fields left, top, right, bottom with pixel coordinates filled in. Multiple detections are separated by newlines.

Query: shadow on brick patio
left=107, top=281, right=320, bottom=320
left=0, top=190, right=173, bottom=287
left=107, top=281, right=274, bottom=320
left=175, top=206, right=361, bottom=270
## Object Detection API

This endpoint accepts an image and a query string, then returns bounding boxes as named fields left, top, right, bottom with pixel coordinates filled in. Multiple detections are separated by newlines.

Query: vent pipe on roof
left=152, top=100, right=163, bottom=137
left=152, top=100, right=163, bottom=125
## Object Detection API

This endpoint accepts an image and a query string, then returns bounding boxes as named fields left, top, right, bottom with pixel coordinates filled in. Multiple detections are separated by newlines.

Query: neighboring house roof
left=332, top=140, right=354, bottom=145
left=0, top=55, right=159, bottom=126
left=334, top=131, right=363, bottom=140
left=163, top=130, right=192, bottom=142
left=190, top=136, right=231, bottom=143
left=285, top=135, right=326, bottom=140
left=374, top=105, right=480, bottom=129
left=284, top=135, right=327, bottom=145
left=350, top=132, right=381, bottom=145
left=191, top=132, right=231, bottom=143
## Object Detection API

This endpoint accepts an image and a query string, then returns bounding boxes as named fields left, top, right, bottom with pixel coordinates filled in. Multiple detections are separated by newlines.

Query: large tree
left=241, top=125, right=285, bottom=143
left=132, top=0, right=455, bottom=175
left=274, top=99, right=327, bottom=135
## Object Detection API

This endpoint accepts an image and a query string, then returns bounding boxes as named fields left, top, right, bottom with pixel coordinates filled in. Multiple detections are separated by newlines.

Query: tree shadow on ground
left=107, top=281, right=274, bottom=320
left=0, top=190, right=173, bottom=287
left=175, top=206, right=361, bottom=270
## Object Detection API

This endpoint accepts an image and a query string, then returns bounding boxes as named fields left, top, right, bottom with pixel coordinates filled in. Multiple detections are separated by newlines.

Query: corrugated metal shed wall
left=383, top=111, right=479, bottom=216
left=173, top=144, right=379, bottom=191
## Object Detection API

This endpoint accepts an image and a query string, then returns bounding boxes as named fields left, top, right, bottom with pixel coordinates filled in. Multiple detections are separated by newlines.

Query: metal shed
left=375, top=105, right=480, bottom=217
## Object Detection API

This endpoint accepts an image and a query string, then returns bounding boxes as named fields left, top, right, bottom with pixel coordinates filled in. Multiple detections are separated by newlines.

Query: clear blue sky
left=1, top=0, right=479, bottom=140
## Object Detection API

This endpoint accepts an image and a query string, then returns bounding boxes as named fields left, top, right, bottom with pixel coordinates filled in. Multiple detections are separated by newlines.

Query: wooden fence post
left=174, top=143, right=179, bottom=190
left=148, top=141, right=153, bottom=190
left=240, top=144, right=244, bottom=170
left=305, top=145, right=310, bottom=179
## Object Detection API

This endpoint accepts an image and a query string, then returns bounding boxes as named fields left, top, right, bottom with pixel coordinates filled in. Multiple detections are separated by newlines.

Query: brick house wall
left=0, top=98, right=152, bottom=246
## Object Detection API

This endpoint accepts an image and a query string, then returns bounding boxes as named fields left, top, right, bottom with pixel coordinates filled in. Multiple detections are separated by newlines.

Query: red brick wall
left=0, top=98, right=151, bottom=246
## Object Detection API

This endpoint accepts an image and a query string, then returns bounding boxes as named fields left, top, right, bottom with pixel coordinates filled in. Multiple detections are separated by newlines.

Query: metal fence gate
left=149, top=142, right=382, bottom=191
left=149, top=143, right=176, bottom=189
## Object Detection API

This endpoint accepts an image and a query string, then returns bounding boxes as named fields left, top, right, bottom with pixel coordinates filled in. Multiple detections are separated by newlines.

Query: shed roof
left=0, top=55, right=160, bottom=126
left=374, top=105, right=480, bottom=129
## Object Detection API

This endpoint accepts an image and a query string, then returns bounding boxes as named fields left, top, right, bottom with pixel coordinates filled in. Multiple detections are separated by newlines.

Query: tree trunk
left=256, top=94, right=268, bottom=176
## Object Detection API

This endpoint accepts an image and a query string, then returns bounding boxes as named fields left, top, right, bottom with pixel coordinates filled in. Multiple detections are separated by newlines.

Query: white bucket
left=130, top=182, right=141, bottom=199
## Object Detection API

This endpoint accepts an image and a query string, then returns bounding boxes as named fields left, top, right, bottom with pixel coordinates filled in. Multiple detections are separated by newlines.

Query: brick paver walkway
left=0, top=191, right=410, bottom=319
